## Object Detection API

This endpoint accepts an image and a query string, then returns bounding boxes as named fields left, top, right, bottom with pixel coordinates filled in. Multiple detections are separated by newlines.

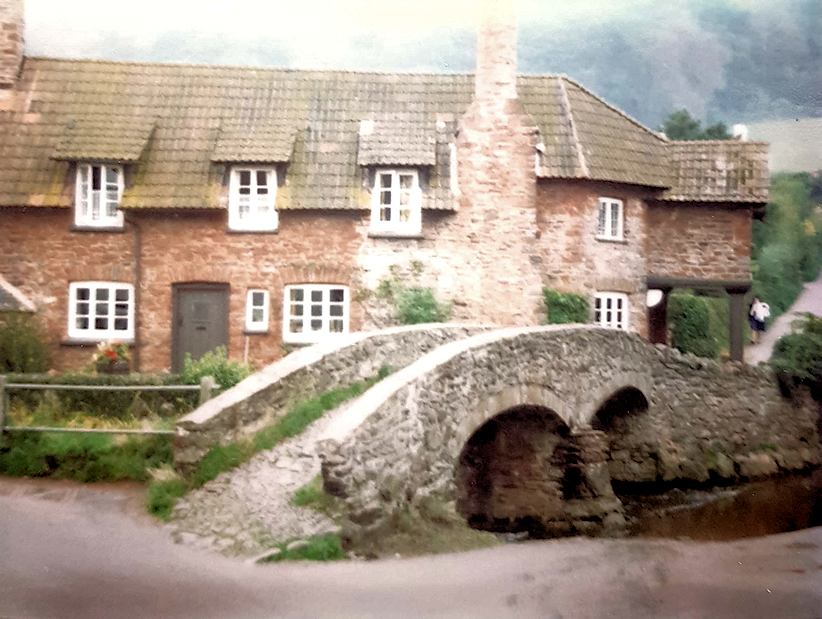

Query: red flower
left=105, top=349, right=118, bottom=361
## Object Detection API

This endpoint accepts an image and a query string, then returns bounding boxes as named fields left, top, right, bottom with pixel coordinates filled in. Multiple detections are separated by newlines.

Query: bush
left=544, top=289, right=589, bottom=324
left=396, top=287, right=451, bottom=325
left=752, top=243, right=804, bottom=317
left=179, top=346, right=253, bottom=392
left=771, top=313, right=822, bottom=386
left=0, top=313, right=49, bottom=373
left=668, top=292, right=719, bottom=359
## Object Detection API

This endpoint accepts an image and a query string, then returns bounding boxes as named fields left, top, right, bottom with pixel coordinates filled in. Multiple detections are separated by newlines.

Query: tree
left=660, top=109, right=731, bottom=141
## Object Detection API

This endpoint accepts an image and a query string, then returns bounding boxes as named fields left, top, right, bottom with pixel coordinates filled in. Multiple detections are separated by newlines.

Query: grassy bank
left=147, top=366, right=391, bottom=520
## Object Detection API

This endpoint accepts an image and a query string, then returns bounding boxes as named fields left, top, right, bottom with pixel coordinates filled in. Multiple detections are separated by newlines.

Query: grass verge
left=290, top=474, right=343, bottom=516
left=146, top=366, right=391, bottom=520
left=257, top=534, right=347, bottom=563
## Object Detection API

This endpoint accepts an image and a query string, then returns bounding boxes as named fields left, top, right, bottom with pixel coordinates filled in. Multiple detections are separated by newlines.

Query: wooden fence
left=0, top=375, right=217, bottom=437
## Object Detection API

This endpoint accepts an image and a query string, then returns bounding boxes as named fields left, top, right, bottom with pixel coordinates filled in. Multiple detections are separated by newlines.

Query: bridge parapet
left=173, top=323, right=490, bottom=472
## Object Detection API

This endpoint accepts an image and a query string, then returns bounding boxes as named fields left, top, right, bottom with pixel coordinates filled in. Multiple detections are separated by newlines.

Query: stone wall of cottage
left=646, top=202, right=753, bottom=282
left=0, top=0, right=24, bottom=90
left=536, top=180, right=655, bottom=338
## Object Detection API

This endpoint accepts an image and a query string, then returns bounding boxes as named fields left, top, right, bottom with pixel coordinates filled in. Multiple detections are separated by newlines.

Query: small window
left=370, top=169, right=421, bottom=234
left=594, top=293, right=628, bottom=330
left=245, top=289, right=269, bottom=332
left=229, top=167, right=278, bottom=231
left=75, top=164, right=124, bottom=228
left=283, top=284, right=349, bottom=344
left=597, top=197, right=623, bottom=241
left=68, top=281, right=134, bottom=339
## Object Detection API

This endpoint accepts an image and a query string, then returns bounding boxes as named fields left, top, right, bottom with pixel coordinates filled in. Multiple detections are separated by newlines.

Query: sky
left=21, top=0, right=818, bottom=127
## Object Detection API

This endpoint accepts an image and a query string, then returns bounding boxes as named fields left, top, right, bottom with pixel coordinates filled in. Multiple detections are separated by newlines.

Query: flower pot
left=96, top=359, right=130, bottom=375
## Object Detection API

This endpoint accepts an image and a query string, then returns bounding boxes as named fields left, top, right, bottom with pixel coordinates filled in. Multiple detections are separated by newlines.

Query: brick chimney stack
left=475, top=0, right=517, bottom=102
left=0, top=0, right=24, bottom=90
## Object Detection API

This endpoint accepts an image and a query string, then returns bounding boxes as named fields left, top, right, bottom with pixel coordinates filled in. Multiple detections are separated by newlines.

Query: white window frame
left=594, top=292, right=628, bottom=331
left=283, top=284, right=349, bottom=344
left=596, top=197, right=623, bottom=241
left=68, top=281, right=134, bottom=340
left=370, top=169, right=422, bottom=235
left=228, top=166, right=278, bottom=231
left=245, top=289, right=269, bottom=332
left=75, top=163, right=124, bottom=228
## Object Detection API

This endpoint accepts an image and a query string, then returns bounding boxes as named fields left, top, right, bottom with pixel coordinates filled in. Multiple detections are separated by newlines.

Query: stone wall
left=0, top=0, right=23, bottom=90
left=174, top=323, right=488, bottom=472
left=646, top=202, right=752, bottom=282
left=317, top=326, right=819, bottom=541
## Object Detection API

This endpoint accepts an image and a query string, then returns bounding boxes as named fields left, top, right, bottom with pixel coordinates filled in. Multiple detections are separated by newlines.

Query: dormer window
left=229, top=167, right=278, bottom=231
left=370, top=169, right=421, bottom=235
left=75, top=164, right=123, bottom=229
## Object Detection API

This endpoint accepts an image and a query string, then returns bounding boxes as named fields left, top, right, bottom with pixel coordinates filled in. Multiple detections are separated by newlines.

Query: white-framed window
left=229, top=167, right=278, bottom=231
left=283, top=284, right=349, bottom=344
left=370, top=169, right=422, bottom=234
left=597, top=197, right=623, bottom=241
left=594, top=292, right=628, bottom=331
left=75, top=164, right=124, bottom=228
left=68, top=281, right=134, bottom=340
left=245, top=289, right=269, bottom=332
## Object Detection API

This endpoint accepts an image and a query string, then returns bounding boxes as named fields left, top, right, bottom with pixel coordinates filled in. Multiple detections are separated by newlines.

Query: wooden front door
left=172, top=283, right=229, bottom=373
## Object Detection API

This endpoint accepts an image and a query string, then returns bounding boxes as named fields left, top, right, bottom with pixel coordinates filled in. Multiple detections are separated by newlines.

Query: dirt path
left=1, top=477, right=820, bottom=619
left=746, top=271, right=822, bottom=365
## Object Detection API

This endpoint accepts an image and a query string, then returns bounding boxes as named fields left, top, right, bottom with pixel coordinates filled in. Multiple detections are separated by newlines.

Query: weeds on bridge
left=146, top=366, right=392, bottom=521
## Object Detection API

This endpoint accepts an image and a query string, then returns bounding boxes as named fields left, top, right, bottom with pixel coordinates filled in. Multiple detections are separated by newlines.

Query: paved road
left=747, top=272, right=822, bottom=365
left=0, top=479, right=821, bottom=619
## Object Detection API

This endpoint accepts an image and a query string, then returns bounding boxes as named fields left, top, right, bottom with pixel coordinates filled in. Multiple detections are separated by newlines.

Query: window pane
left=95, top=317, right=108, bottom=330
left=76, top=288, right=90, bottom=301
left=290, top=319, right=303, bottom=333
left=115, top=289, right=129, bottom=302
left=76, top=302, right=89, bottom=315
left=257, top=187, right=268, bottom=195
left=91, top=166, right=101, bottom=191
left=330, top=305, right=343, bottom=317
left=291, top=304, right=303, bottom=316
left=605, top=297, right=612, bottom=310
left=598, top=203, right=607, bottom=236
left=329, top=289, right=344, bottom=303
left=330, top=319, right=344, bottom=333
left=310, top=319, right=322, bottom=331
left=379, top=173, right=392, bottom=188
left=96, top=302, right=109, bottom=316
left=92, top=193, right=101, bottom=220
left=239, top=187, right=251, bottom=195
left=106, top=191, right=119, bottom=216
left=611, top=203, right=620, bottom=236
left=114, top=318, right=128, bottom=331
left=239, top=170, right=251, bottom=185
left=380, top=190, right=392, bottom=205
left=399, top=208, right=411, bottom=222
left=594, top=297, right=601, bottom=310
left=380, top=207, right=391, bottom=221
left=96, top=288, right=109, bottom=301
left=290, top=289, right=304, bottom=302
left=400, top=191, right=410, bottom=206
left=76, top=317, right=89, bottom=330
left=311, top=290, right=322, bottom=302
left=106, top=167, right=118, bottom=184
left=594, top=309, right=601, bottom=323
left=115, top=303, right=128, bottom=316
left=252, top=308, right=264, bottom=323
left=399, top=174, right=414, bottom=189
left=252, top=291, right=264, bottom=306
left=311, top=304, right=322, bottom=317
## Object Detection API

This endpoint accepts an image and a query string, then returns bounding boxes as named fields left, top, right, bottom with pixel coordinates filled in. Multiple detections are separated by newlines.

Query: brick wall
left=0, top=0, right=23, bottom=89
left=646, top=202, right=752, bottom=282
left=537, top=180, right=654, bottom=338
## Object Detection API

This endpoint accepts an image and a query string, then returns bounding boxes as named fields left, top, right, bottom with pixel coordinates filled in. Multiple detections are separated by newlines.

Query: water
left=624, top=472, right=822, bottom=541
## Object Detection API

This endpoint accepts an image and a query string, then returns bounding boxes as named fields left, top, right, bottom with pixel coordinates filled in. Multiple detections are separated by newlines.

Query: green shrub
left=396, top=287, right=451, bottom=325
left=145, top=478, right=189, bottom=521
left=668, top=292, right=719, bottom=359
left=771, top=313, right=822, bottom=383
left=544, top=289, right=590, bottom=324
left=752, top=243, right=804, bottom=317
left=0, top=313, right=49, bottom=373
left=180, top=346, right=253, bottom=392
left=0, top=431, right=173, bottom=482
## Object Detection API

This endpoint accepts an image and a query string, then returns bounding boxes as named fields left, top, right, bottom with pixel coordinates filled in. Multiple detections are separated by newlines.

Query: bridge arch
left=579, top=371, right=654, bottom=427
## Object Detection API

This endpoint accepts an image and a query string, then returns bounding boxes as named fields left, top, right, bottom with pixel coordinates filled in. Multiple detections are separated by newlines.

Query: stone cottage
left=0, top=0, right=769, bottom=372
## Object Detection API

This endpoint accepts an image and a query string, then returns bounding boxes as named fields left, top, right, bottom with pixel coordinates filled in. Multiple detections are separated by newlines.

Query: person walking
left=748, top=296, right=770, bottom=344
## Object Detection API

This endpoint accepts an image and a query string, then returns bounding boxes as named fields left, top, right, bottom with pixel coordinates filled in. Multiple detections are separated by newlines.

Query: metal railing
left=0, top=375, right=217, bottom=437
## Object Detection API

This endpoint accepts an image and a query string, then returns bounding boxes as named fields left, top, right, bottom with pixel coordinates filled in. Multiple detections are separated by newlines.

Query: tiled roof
left=662, top=140, right=770, bottom=203
left=211, top=119, right=301, bottom=163
left=357, top=117, right=437, bottom=166
left=0, top=58, right=768, bottom=211
left=52, top=116, right=156, bottom=162
left=0, top=274, right=35, bottom=312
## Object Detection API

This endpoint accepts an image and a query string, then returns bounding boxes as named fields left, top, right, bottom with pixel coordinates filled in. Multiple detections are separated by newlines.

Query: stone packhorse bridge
left=174, top=324, right=820, bottom=543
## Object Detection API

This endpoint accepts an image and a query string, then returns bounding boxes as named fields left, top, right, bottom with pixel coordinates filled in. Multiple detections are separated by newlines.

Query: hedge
left=544, top=289, right=590, bottom=325
left=668, top=292, right=719, bottom=359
